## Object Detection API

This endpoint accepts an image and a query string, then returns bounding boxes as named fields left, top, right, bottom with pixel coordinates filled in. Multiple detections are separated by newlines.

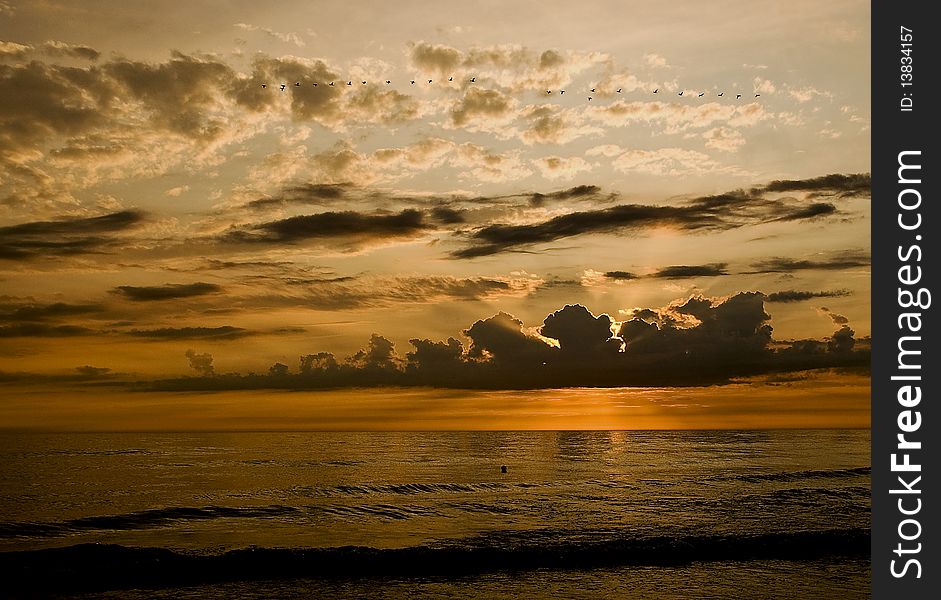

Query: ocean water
left=0, top=430, right=870, bottom=597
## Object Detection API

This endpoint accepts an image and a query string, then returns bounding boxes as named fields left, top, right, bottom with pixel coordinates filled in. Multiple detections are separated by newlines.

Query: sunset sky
left=0, top=0, right=870, bottom=429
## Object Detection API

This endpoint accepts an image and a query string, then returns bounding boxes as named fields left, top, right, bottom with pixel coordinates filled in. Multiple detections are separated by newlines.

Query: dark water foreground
left=0, top=430, right=870, bottom=596
left=1, top=529, right=869, bottom=596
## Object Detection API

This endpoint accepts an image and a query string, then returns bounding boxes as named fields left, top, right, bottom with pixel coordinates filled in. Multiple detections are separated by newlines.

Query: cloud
left=127, top=326, right=250, bottom=340
left=747, top=252, right=870, bottom=274
left=248, top=274, right=542, bottom=311
left=589, top=101, right=770, bottom=133
left=223, top=209, right=430, bottom=247
left=532, top=156, right=592, bottom=180
left=148, top=291, right=868, bottom=391
left=611, top=148, right=727, bottom=176
left=0, top=302, right=104, bottom=322
left=113, top=282, right=223, bottom=302
left=644, top=53, right=668, bottom=68
left=0, top=41, right=32, bottom=59
left=0, top=210, right=145, bottom=261
left=651, top=264, right=728, bottom=278
left=41, top=41, right=100, bottom=61
left=75, top=365, right=112, bottom=377
left=451, top=174, right=865, bottom=258
left=758, top=173, right=871, bottom=197
left=603, top=271, right=639, bottom=281
left=233, top=23, right=306, bottom=47
left=772, top=202, right=837, bottom=221
left=765, top=290, right=851, bottom=303
left=246, top=183, right=351, bottom=210
left=702, top=127, right=745, bottom=152
left=529, top=185, right=601, bottom=207
left=0, top=323, right=95, bottom=337
left=449, top=87, right=516, bottom=129
left=185, top=349, right=214, bottom=376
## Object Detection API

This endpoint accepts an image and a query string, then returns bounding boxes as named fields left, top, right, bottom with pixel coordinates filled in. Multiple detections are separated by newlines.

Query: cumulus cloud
left=148, top=292, right=868, bottom=391
left=185, top=349, right=214, bottom=376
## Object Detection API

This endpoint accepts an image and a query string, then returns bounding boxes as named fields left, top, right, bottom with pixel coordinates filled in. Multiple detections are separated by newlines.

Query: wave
left=710, top=466, right=870, bottom=484
left=1, top=528, right=870, bottom=593
left=0, top=503, right=442, bottom=538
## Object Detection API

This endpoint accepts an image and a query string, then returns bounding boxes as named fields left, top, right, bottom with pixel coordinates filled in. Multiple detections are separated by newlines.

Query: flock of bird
left=259, top=79, right=761, bottom=101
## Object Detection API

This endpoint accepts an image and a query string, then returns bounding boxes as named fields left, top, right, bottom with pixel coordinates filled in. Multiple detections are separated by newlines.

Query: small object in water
left=501, top=465, right=508, bottom=474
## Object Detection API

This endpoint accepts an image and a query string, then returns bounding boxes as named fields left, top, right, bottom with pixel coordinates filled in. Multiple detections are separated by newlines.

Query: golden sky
left=0, top=0, right=870, bottom=428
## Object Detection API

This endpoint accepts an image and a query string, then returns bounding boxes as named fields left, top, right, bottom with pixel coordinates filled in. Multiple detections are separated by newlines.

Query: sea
left=0, top=430, right=870, bottom=598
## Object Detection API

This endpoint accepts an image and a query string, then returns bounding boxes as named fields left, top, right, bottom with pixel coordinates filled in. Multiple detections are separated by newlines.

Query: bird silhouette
left=698, top=92, right=704, bottom=97
left=470, top=77, right=476, bottom=82
left=313, top=82, right=318, bottom=87
left=718, top=92, right=723, bottom=97
left=347, top=81, right=352, bottom=85
left=616, top=88, right=622, bottom=93
left=261, top=84, right=267, bottom=88
left=678, top=91, right=683, bottom=96
left=560, top=90, right=565, bottom=94
left=279, top=84, right=286, bottom=91
left=361, top=81, right=366, bottom=85
left=588, top=97, right=592, bottom=101
left=448, top=77, right=453, bottom=81
left=295, top=82, right=300, bottom=86
left=329, top=82, right=335, bottom=86
left=410, top=80, right=415, bottom=84
left=590, top=88, right=596, bottom=92
left=385, top=80, right=391, bottom=84
left=547, top=90, right=552, bottom=94
left=755, top=93, right=761, bottom=97
left=428, top=79, right=433, bottom=83
left=653, top=88, right=658, bottom=93
left=736, top=94, right=742, bottom=99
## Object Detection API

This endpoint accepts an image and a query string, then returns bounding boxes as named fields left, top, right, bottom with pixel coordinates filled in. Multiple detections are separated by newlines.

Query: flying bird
left=279, top=84, right=286, bottom=91
left=329, top=82, right=335, bottom=86
left=560, top=90, right=565, bottom=94
left=547, top=90, right=552, bottom=94
left=261, top=84, right=267, bottom=88
left=361, top=81, right=366, bottom=85
left=588, top=96, right=592, bottom=101
left=736, top=94, right=742, bottom=99
left=591, top=88, right=595, bottom=92
left=470, top=77, right=476, bottom=82
left=385, top=80, right=391, bottom=84
left=678, top=91, right=683, bottom=96
left=698, top=92, right=704, bottom=97
left=755, top=93, right=761, bottom=97
left=295, top=82, right=300, bottom=86
left=653, top=88, right=658, bottom=93
left=411, top=80, right=415, bottom=84
left=312, top=82, right=318, bottom=86
left=449, top=77, right=453, bottom=81
left=616, top=88, right=622, bottom=93
left=718, top=92, right=724, bottom=97
left=347, top=81, right=352, bottom=85
left=428, top=79, right=433, bottom=83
